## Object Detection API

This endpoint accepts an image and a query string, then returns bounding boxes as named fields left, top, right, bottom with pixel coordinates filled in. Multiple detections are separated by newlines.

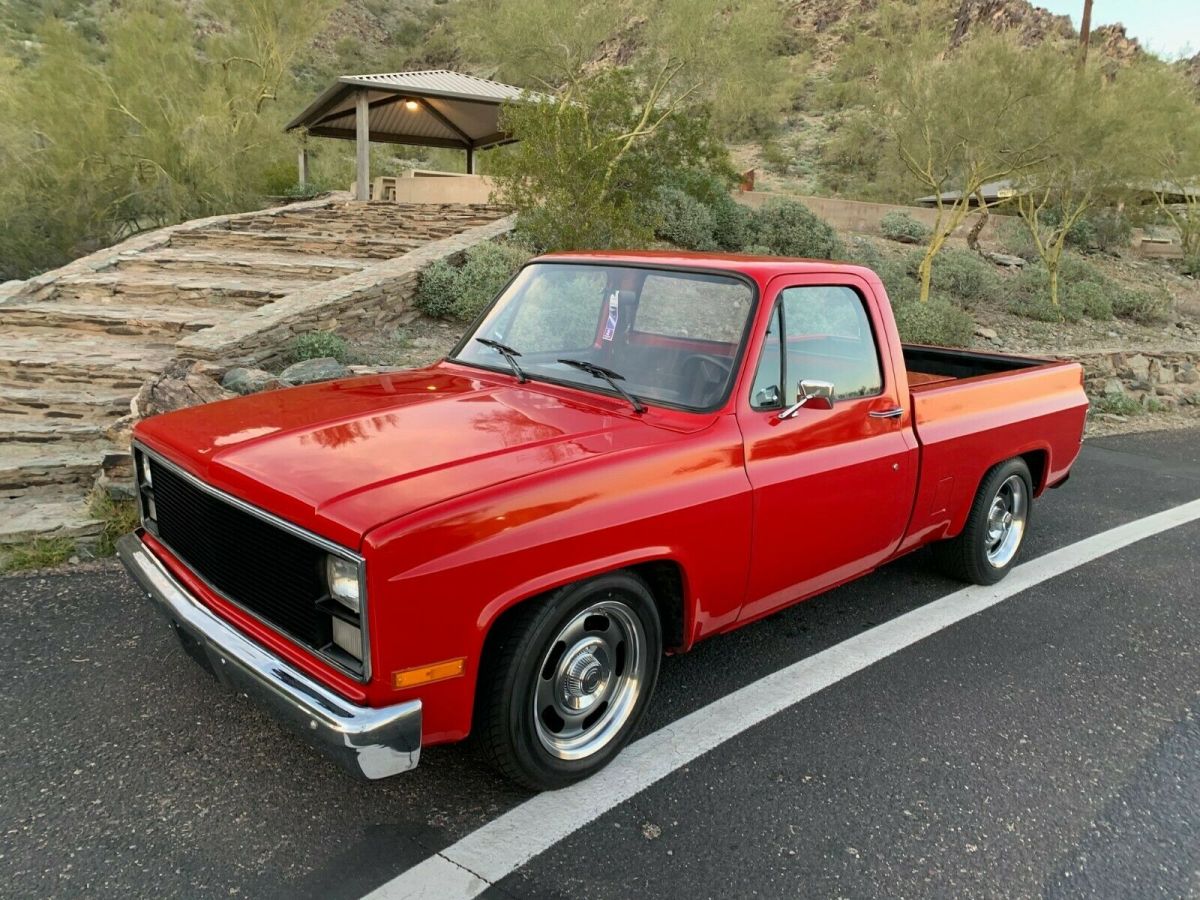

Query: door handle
left=868, top=407, right=903, bottom=419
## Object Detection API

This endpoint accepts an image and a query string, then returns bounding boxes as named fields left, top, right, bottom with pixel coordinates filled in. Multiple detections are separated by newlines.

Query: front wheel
left=475, top=572, right=662, bottom=790
left=934, top=457, right=1032, bottom=585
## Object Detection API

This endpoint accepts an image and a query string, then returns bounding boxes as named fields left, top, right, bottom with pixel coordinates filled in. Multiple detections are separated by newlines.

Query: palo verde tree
left=876, top=29, right=1059, bottom=301
left=0, top=0, right=336, bottom=280
left=1124, top=62, right=1200, bottom=260
left=451, top=0, right=791, bottom=250
left=1011, top=58, right=1140, bottom=306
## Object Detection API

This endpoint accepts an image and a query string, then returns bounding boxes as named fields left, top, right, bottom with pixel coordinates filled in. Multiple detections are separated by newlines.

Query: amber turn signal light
left=392, top=657, right=466, bottom=690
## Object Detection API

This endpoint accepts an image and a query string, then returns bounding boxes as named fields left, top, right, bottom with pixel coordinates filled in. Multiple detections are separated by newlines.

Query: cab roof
left=533, top=249, right=877, bottom=282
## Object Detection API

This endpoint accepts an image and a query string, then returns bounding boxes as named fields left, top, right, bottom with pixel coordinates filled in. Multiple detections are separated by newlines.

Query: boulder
left=278, top=357, right=350, bottom=386
left=974, top=326, right=999, bottom=341
left=222, top=366, right=275, bottom=395
left=130, top=362, right=234, bottom=420
left=986, top=252, right=1026, bottom=268
left=1126, top=353, right=1152, bottom=380
left=1102, top=377, right=1126, bottom=396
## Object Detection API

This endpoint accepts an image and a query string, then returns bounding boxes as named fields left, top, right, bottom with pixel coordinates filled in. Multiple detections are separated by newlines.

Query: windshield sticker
left=602, top=291, right=619, bottom=342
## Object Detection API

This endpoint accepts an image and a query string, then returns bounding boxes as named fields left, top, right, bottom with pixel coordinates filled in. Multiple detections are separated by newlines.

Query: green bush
left=844, top=238, right=883, bottom=270
left=1008, top=292, right=1085, bottom=323
left=710, top=199, right=757, bottom=252
left=287, top=331, right=351, bottom=364
left=650, top=187, right=718, bottom=250
left=893, top=296, right=975, bottom=347
left=875, top=257, right=919, bottom=306
left=997, top=221, right=1040, bottom=262
left=879, top=211, right=930, bottom=244
left=1093, top=392, right=1143, bottom=416
left=751, top=200, right=844, bottom=259
left=415, top=240, right=534, bottom=321
left=906, top=248, right=999, bottom=304
left=1181, top=254, right=1200, bottom=278
left=413, top=260, right=461, bottom=318
left=1054, top=207, right=1132, bottom=253
left=1066, top=281, right=1114, bottom=320
left=1111, top=288, right=1173, bottom=324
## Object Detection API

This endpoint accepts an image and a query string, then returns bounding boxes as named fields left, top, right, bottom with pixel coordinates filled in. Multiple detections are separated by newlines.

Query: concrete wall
left=734, top=190, right=1015, bottom=242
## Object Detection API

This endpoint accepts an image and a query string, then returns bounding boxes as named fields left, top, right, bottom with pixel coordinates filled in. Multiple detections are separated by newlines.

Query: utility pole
left=1078, top=0, right=1094, bottom=67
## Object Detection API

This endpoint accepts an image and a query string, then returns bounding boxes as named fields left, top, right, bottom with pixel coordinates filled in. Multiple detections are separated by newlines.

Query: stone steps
left=0, top=488, right=104, bottom=546
left=52, top=272, right=307, bottom=309
left=0, top=440, right=114, bottom=496
left=0, top=328, right=173, bottom=390
left=0, top=418, right=104, bottom=443
left=169, top=228, right=429, bottom=259
left=111, top=248, right=367, bottom=282
left=2, top=299, right=229, bottom=336
left=0, top=384, right=132, bottom=422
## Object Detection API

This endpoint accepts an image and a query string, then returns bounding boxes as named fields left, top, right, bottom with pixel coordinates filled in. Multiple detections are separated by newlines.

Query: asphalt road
left=2, top=429, right=1199, bottom=899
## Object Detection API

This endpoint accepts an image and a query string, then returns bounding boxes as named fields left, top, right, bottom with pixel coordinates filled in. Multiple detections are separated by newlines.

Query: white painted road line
left=364, top=497, right=1200, bottom=900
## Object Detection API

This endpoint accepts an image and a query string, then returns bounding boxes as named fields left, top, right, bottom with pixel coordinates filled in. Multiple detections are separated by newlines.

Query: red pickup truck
left=119, top=252, right=1088, bottom=789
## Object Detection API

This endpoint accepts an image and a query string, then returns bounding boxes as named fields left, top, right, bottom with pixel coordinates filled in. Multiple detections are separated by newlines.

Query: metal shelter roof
left=285, top=70, right=529, bottom=150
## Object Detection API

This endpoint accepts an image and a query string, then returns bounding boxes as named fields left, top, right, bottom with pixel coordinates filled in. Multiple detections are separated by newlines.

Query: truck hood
left=135, top=364, right=699, bottom=549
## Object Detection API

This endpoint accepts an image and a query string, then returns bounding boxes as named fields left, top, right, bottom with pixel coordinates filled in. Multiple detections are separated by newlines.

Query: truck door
left=736, top=274, right=918, bottom=623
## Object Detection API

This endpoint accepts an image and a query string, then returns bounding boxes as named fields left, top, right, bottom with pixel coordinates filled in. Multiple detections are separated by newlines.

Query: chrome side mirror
left=780, top=379, right=835, bottom=418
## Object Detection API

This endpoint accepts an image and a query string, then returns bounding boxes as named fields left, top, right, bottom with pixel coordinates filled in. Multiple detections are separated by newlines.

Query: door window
left=751, top=285, right=883, bottom=408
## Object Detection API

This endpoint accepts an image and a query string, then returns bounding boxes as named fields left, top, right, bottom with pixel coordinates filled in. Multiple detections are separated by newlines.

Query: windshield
left=452, top=263, right=755, bottom=412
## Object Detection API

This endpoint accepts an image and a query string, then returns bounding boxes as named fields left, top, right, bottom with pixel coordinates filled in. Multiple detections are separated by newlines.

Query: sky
left=1036, top=0, right=1199, bottom=59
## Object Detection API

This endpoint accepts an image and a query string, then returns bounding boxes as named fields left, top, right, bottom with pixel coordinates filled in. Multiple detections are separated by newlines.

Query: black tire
left=475, top=572, right=662, bottom=790
left=933, top=457, right=1033, bottom=585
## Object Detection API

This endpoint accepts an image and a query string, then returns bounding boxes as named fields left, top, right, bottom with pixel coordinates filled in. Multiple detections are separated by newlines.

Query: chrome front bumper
left=117, top=533, right=421, bottom=780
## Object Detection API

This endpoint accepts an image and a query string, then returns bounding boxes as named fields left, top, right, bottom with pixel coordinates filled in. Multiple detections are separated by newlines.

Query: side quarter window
left=751, top=285, right=883, bottom=408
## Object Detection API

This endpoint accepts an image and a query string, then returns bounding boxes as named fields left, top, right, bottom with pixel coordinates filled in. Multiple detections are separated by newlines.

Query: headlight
left=325, top=556, right=361, bottom=613
left=140, top=455, right=153, bottom=487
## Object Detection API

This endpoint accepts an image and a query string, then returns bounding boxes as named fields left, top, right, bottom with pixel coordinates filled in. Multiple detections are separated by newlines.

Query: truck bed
left=903, top=345, right=1045, bottom=387
left=898, top=343, right=1089, bottom=551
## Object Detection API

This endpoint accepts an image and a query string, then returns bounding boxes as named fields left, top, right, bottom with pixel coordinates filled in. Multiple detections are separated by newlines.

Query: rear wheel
left=475, top=572, right=662, bottom=790
left=934, top=458, right=1032, bottom=585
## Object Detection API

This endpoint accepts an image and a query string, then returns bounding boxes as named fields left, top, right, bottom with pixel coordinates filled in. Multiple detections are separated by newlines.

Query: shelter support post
left=466, top=145, right=475, bottom=175
left=297, top=144, right=309, bottom=190
left=355, top=89, right=370, bottom=201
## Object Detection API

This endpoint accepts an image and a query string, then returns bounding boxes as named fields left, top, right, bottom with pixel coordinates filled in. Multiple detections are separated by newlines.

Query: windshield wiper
left=475, top=337, right=527, bottom=383
left=557, top=358, right=646, bottom=414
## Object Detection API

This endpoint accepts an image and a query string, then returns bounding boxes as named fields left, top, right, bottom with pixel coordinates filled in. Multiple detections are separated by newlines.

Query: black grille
left=146, top=457, right=330, bottom=651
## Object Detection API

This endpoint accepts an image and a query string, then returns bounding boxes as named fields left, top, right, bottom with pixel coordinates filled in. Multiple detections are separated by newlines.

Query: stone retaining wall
left=175, top=214, right=516, bottom=365
left=1063, top=349, right=1200, bottom=410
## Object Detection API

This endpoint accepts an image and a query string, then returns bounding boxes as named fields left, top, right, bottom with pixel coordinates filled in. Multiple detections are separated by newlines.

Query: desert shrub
left=1066, top=281, right=1114, bottom=320
left=288, top=331, right=351, bottom=364
left=880, top=211, right=930, bottom=244
left=1055, top=207, right=1132, bottom=253
left=906, top=248, right=998, bottom=303
left=413, top=260, right=461, bottom=318
left=710, top=199, right=757, bottom=252
left=1008, top=292, right=1085, bottom=323
left=751, top=200, right=844, bottom=259
left=892, top=296, right=974, bottom=347
left=415, top=240, right=533, bottom=321
left=1181, top=254, right=1200, bottom=278
left=650, top=187, right=717, bottom=250
left=845, top=238, right=883, bottom=270
left=998, top=220, right=1040, bottom=262
left=1093, top=392, right=1143, bottom=416
left=1057, top=251, right=1108, bottom=286
left=1111, top=288, right=1173, bottom=324
left=742, top=244, right=774, bottom=256
left=876, top=257, right=919, bottom=306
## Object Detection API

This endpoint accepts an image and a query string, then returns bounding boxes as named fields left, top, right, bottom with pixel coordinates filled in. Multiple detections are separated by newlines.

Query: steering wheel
left=680, top=353, right=733, bottom=407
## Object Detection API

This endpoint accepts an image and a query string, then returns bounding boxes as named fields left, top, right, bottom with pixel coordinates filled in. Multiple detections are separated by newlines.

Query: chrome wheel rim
left=984, top=474, right=1027, bottom=568
left=533, top=599, right=647, bottom=761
